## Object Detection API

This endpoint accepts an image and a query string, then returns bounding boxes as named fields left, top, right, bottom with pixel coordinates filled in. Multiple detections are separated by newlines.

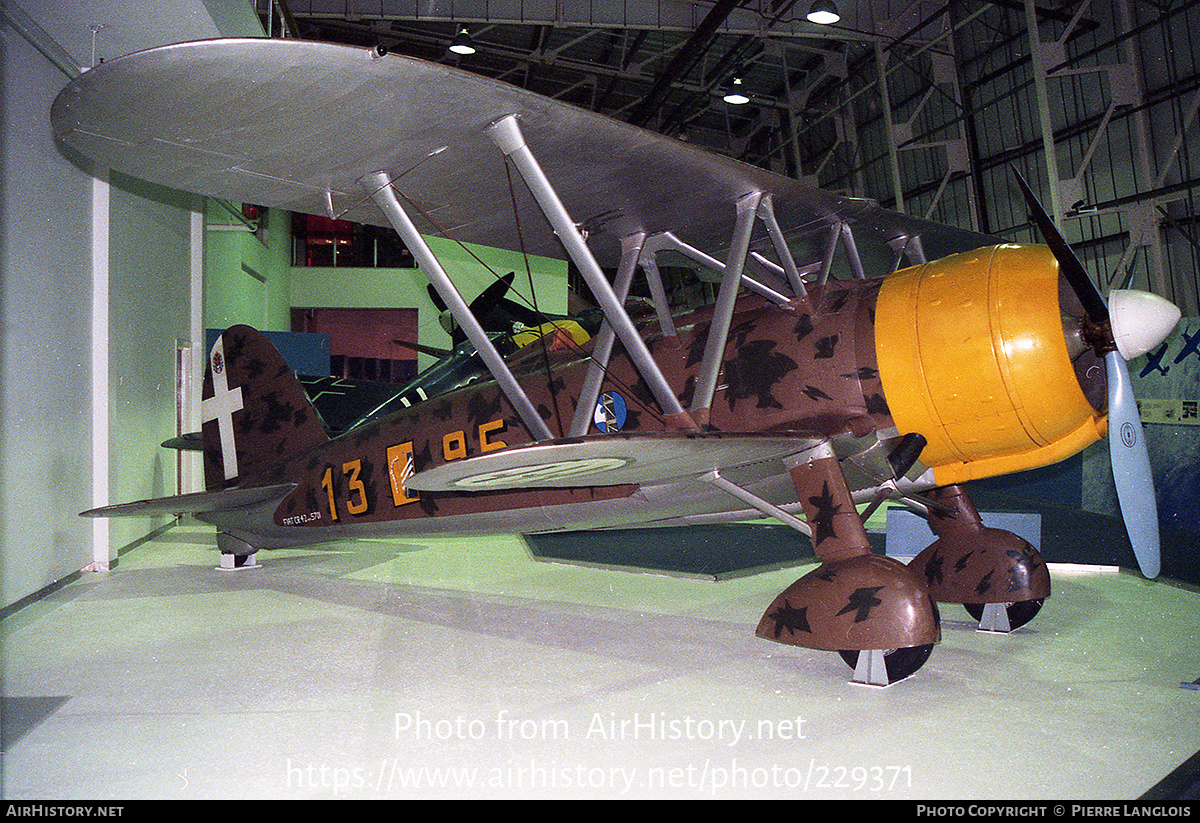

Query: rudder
left=202, top=325, right=328, bottom=489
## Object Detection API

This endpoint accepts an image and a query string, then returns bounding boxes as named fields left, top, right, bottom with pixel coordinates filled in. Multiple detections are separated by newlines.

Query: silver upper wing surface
left=52, top=37, right=990, bottom=268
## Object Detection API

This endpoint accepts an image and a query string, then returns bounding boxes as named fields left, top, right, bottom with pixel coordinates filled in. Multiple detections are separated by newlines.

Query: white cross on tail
left=200, top=337, right=244, bottom=480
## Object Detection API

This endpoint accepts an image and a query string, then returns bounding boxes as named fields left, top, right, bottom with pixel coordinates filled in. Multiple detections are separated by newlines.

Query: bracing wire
left=378, top=176, right=671, bottom=430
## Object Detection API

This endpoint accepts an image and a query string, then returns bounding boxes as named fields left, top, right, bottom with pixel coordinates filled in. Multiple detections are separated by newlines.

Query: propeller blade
left=474, top=271, right=516, bottom=306
left=391, top=338, right=453, bottom=358
left=1105, top=350, right=1161, bottom=579
left=1012, top=167, right=1173, bottom=580
left=430, top=273, right=519, bottom=344
left=1012, top=170, right=1110, bottom=324
left=426, top=283, right=448, bottom=313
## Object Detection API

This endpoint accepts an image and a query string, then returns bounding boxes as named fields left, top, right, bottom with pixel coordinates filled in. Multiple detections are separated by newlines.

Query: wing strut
left=810, top=219, right=909, bottom=285
left=817, top=223, right=840, bottom=285
left=637, top=242, right=680, bottom=343
left=642, top=231, right=795, bottom=308
left=887, top=234, right=927, bottom=272
left=628, top=195, right=816, bottom=428
left=840, top=223, right=868, bottom=280
left=698, top=469, right=813, bottom=538
left=692, top=191, right=763, bottom=427
left=569, top=232, right=646, bottom=437
left=360, top=170, right=554, bottom=442
left=756, top=194, right=809, bottom=299
left=489, top=115, right=699, bottom=432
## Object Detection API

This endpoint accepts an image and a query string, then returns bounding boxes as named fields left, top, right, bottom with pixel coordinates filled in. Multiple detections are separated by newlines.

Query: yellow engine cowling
left=875, top=244, right=1106, bottom=486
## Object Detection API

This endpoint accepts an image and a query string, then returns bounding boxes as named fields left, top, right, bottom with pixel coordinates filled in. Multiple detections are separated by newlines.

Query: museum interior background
left=4, top=0, right=1200, bottom=613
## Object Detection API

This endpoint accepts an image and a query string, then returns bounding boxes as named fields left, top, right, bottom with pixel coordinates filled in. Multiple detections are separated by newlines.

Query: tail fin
left=202, top=326, right=328, bottom=488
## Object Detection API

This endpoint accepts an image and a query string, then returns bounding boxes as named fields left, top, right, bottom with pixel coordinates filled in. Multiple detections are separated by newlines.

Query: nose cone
left=1109, top=289, right=1182, bottom=360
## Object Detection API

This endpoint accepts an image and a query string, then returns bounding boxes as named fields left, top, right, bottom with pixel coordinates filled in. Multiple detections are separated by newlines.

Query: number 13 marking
left=321, top=459, right=369, bottom=521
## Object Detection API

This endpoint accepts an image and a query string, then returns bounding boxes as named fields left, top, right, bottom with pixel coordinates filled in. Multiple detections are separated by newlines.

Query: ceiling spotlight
left=449, top=27, right=476, bottom=56
left=806, top=0, right=841, bottom=25
left=723, top=77, right=750, bottom=105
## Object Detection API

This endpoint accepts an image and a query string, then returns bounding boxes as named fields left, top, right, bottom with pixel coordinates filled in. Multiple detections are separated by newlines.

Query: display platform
left=2, top=523, right=1198, bottom=799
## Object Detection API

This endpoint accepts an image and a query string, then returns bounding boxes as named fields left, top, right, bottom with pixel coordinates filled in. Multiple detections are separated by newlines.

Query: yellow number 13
left=321, top=459, right=369, bottom=521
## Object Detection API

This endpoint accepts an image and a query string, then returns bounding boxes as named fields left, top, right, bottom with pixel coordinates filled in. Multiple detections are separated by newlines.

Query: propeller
left=1013, top=170, right=1179, bottom=579
left=429, top=272, right=550, bottom=344
left=390, top=338, right=454, bottom=358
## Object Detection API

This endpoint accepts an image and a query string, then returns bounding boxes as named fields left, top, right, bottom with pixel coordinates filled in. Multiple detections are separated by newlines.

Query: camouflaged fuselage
left=200, top=281, right=891, bottom=547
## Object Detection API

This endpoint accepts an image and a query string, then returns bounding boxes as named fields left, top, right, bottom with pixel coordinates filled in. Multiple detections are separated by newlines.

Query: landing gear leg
left=754, top=441, right=940, bottom=685
left=911, top=485, right=1050, bottom=632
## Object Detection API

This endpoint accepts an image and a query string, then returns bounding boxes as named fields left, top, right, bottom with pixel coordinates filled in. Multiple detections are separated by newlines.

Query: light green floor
left=3, top=523, right=1198, bottom=799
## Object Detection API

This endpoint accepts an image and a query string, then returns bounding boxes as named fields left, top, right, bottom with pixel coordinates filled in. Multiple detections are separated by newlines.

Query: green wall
left=106, top=174, right=198, bottom=552
left=289, top=235, right=569, bottom=371
left=2, top=0, right=270, bottom=608
left=2, top=29, right=95, bottom=609
left=204, top=202, right=293, bottom=332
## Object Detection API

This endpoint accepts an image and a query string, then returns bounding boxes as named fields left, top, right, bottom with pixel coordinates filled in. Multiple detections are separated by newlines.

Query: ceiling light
left=449, top=27, right=476, bottom=56
left=806, top=0, right=841, bottom=25
left=723, top=77, right=750, bottom=105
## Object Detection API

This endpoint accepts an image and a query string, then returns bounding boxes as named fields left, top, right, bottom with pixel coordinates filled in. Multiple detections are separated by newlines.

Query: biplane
left=55, top=38, right=1181, bottom=686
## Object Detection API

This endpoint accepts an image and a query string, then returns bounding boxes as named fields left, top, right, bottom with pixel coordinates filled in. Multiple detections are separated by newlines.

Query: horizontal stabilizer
left=162, top=432, right=203, bottom=451
left=406, top=432, right=821, bottom=491
left=82, top=483, right=294, bottom=518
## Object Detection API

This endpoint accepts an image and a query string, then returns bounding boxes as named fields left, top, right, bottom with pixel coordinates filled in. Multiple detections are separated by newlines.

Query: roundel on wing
left=593, top=391, right=627, bottom=433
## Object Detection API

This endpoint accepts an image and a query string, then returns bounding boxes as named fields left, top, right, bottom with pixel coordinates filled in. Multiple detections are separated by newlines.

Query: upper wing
left=52, top=37, right=989, bottom=269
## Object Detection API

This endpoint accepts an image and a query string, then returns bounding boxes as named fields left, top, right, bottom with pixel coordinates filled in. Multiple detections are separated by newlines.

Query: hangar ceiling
left=266, top=0, right=1200, bottom=312
left=270, top=0, right=962, bottom=181
left=9, top=0, right=1197, bottom=308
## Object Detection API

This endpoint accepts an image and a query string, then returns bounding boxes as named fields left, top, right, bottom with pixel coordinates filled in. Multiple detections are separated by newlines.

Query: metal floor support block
left=976, top=602, right=1013, bottom=633
left=217, top=552, right=260, bottom=571
left=216, top=532, right=261, bottom=570
left=852, top=649, right=889, bottom=687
